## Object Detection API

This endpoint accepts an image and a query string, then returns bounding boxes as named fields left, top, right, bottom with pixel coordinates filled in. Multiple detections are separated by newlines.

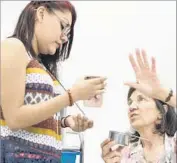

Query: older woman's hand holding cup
left=101, top=131, right=129, bottom=163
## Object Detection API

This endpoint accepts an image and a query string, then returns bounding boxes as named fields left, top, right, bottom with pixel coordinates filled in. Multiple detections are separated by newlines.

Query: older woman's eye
left=137, top=96, right=144, bottom=102
left=128, top=99, right=132, bottom=105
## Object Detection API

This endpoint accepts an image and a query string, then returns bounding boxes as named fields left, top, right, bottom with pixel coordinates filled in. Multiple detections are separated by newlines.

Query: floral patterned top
left=121, top=133, right=176, bottom=163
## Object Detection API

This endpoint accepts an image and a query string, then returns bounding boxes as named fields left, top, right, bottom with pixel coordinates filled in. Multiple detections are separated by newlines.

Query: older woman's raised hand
left=125, top=49, right=164, bottom=100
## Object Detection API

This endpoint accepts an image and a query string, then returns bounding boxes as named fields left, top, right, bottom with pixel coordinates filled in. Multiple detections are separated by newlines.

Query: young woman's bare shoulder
left=1, top=38, right=29, bottom=65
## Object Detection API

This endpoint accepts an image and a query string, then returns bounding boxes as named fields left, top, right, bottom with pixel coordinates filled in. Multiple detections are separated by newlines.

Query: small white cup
left=83, top=76, right=104, bottom=108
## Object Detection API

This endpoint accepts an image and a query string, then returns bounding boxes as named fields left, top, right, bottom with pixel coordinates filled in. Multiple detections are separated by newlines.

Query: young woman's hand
left=71, top=77, right=107, bottom=101
left=65, top=114, right=93, bottom=132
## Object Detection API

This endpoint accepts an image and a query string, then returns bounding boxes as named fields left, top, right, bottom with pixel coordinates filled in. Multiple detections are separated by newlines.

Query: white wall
left=1, top=1, right=176, bottom=163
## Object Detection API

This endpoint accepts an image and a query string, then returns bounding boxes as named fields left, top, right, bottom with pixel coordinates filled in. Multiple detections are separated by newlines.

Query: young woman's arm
left=1, top=38, right=74, bottom=130
left=1, top=38, right=107, bottom=130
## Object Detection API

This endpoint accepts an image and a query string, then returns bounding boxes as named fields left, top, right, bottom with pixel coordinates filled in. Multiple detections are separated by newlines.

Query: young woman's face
left=35, top=7, right=72, bottom=55
left=128, top=90, right=161, bottom=130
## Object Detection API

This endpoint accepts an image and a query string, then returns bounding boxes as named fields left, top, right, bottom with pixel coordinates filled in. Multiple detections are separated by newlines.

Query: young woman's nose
left=60, top=33, right=68, bottom=44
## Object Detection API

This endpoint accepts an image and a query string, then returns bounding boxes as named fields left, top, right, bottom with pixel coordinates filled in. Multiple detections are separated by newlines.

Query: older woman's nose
left=129, top=102, right=138, bottom=111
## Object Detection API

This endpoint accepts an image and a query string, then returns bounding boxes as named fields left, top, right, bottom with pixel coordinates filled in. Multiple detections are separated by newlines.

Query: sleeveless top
left=0, top=52, right=64, bottom=163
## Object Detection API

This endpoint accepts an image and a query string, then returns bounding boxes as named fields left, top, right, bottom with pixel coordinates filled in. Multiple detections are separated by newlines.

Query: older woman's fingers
left=105, top=150, right=121, bottom=158
left=136, top=48, right=144, bottom=69
left=129, top=54, right=139, bottom=74
left=104, top=156, right=121, bottom=163
left=151, top=56, right=156, bottom=73
left=111, top=156, right=121, bottom=163
left=141, top=49, right=150, bottom=69
left=101, top=139, right=111, bottom=148
left=102, top=141, right=117, bottom=156
left=103, top=150, right=121, bottom=163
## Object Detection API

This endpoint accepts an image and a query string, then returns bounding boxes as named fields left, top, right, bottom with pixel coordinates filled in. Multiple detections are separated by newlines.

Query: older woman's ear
left=163, top=105, right=168, bottom=113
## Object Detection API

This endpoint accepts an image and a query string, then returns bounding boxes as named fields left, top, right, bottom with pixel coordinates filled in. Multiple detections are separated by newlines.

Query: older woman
left=101, top=49, right=176, bottom=163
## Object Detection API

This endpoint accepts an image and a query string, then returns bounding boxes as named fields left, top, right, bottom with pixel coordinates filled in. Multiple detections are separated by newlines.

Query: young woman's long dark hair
left=10, top=1, right=77, bottom=78
left=127, top=87, right=177, bottom=143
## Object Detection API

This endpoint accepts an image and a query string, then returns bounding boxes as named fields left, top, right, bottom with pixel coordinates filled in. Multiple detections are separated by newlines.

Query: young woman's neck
left=32, top=35, right=39, bottom=55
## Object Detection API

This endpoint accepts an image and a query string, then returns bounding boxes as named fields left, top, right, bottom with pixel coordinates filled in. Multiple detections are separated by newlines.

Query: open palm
left=125, top=49, right=162, bottom=99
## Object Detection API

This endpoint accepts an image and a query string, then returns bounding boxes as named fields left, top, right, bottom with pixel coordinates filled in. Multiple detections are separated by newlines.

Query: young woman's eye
left=60, top=23, right=65, bottom=30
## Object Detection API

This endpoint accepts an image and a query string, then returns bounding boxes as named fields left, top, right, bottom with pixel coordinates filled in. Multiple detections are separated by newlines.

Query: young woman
left=1, top=1, right=106, bottom=162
